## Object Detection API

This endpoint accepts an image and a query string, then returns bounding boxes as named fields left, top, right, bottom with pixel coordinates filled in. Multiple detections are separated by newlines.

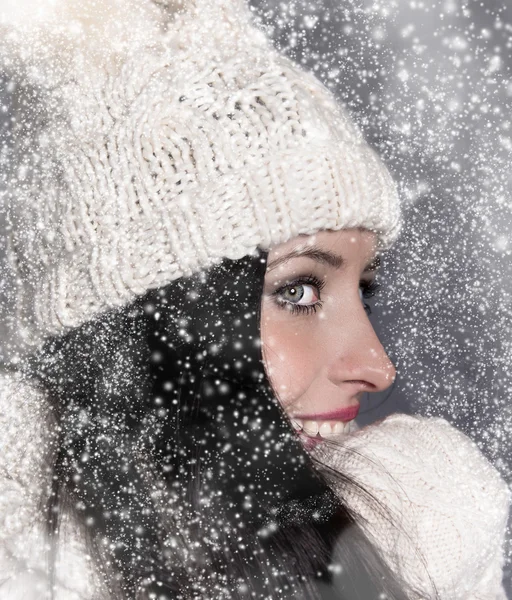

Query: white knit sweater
left=0, top=371, right=509, bottom=599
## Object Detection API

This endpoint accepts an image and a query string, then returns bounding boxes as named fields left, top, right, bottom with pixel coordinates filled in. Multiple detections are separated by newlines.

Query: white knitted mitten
left=313, top=413, right=511, bottom=600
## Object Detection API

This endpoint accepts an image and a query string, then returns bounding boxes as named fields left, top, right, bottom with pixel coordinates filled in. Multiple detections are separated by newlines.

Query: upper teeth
left=291, top=418, right=354, bottom=438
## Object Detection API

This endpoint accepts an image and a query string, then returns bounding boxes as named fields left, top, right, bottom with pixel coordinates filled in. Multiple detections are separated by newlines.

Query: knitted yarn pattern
left=313, top=413, right=511, bottom=599
left=0, top=371, right=101, bottom=599
left=1, top=0, right=401, bottom=348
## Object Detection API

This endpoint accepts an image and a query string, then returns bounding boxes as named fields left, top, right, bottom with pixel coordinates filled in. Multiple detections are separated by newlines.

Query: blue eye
left=359, top=280, right=381, bottom=315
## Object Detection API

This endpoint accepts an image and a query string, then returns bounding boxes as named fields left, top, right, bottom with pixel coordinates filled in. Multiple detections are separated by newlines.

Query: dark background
left=1, top=0, right=511, bottom=595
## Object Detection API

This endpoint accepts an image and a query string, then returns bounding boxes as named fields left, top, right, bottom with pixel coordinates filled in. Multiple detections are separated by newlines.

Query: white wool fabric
left=0, top=0, right=401, bottom=349
left=0, top=372, right=102, bottom=599
left=0, top=372, right=509, bottom=599
left=313, top=413, right=511, bottom=599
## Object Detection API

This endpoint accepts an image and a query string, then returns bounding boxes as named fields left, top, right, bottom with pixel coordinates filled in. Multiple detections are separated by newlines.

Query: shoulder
left=314, top=413, right=511, bottom=599
left=0, top=370, right=51, bottom=489
left=0, top=371, right=51, bottom=548
left=0, top=371, right=51, bottom=597
left=0, top=371, right=97, bottom=599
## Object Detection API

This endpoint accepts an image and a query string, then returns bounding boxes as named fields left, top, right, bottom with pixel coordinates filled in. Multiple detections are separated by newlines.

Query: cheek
left=261, top=307, right=320, bottom=410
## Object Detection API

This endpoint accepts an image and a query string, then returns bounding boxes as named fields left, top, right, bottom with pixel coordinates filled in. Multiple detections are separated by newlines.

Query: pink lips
left=292, top=404, right=360, bottom=423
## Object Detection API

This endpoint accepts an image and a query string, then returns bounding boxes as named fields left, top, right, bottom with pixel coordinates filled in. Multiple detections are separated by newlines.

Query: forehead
left=267, top=228, right=378, bottom=264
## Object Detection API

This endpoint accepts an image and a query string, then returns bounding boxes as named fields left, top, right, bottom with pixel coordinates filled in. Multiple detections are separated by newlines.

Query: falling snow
left=246, top=0, right=512, bottom=588
left=1, top=0, right=511, bottom=597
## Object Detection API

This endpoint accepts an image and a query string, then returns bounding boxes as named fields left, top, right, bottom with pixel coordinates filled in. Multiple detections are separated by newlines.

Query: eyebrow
left=266, top=246, right=381, bottom=273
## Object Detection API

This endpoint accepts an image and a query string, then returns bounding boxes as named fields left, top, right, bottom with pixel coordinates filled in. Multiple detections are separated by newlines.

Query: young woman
left=0, top=0, right=509, bottom=599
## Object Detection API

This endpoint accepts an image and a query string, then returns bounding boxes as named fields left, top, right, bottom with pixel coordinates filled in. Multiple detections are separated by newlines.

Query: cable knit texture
left=313, top=414, right=511, bottom=599
left=0, top=0, right=401, bottom=349
left=0, top=373, right=509, bottom=599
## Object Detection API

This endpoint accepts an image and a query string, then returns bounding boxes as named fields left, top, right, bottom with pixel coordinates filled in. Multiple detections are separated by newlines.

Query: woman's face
left=261, top=228, right=396, bottom=444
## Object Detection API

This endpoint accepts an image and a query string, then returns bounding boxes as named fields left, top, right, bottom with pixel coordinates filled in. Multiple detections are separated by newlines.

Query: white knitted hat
left=1, top=0, right=401, bottom=348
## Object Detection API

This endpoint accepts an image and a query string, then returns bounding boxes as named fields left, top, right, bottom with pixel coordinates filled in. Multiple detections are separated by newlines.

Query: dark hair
left=25, top=249, right=432, bottom=599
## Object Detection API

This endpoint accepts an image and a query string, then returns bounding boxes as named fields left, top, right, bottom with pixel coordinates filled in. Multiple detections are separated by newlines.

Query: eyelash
left=272, top=275, right=381, bottom=316
left=272, top=274, right=325, bottom=315
left=360, top=280, right=381, bottom=315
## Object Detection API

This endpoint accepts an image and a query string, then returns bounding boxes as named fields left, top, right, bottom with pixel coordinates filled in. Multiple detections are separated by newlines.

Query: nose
left=325, top=313, right=396, bottom=394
